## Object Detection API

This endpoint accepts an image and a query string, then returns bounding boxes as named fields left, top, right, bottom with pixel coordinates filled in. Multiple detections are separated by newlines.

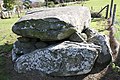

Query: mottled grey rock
left=12, top=6, right=91, bottom=41
left=14, top=41, right=36, bottom=54
left=12, top=40, right=48, bottom=61
left=12, top=41, right=36, bottom=61
left=82, top=27, right=112, bottom=64
left=14, top=41, right=100, bottom=76
left=87, top=34, right=112, bottom=64
left=69, top=32, right=86, bottom=43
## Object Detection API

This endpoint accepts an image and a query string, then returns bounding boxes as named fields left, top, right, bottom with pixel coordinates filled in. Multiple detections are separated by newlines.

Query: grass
left=67, top=0, right=120, bottom=41
left=0, top=13, right=24, bottom=80
left=0, top=56, right=10, bottom=80
left=0, top=14, right=21, bottom=53
left=85, top=0, right=120, bottom=41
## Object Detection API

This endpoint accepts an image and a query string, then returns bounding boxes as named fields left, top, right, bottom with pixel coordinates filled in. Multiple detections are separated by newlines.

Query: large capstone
left=14, top=41, right=100, bottom=76
left=12, top=6, right=91, bottom=41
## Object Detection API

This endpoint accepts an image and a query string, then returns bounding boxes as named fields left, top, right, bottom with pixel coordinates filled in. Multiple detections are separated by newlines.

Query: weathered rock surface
left=14, top=41, right=100, bottom=76
left=85, top=28, right=112, bottom=64
left=12, top=37, right=48, bottom=61
left=69, top=32, right=87, bottom=43
left=88, top=35, right=112, bottom=64
left=12, top=6, right=91, bottom=41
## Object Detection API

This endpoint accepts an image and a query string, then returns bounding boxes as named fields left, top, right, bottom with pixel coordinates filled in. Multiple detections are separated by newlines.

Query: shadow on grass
left=0, top=44, right=13, bottom=80
left=0, top=56, right=10, bottom=80
left=0, top=44, right=13, bottom=54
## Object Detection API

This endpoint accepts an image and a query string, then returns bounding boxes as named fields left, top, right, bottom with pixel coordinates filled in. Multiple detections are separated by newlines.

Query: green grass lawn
left=85, top=0, right=120, bottom=41
left=0, top=16, right=19, bottom=53
left=76, top=0, right=120, bottom=20
left=68, top=0, right=120, bottom=41
left=0, top=14, right=23, bottom=80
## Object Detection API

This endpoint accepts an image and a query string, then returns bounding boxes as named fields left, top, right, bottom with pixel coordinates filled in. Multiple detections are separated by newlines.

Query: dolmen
left=12, top=6, right=112, bottom=76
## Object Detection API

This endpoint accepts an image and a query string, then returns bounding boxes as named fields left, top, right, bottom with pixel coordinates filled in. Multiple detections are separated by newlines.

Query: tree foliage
left=3, top=0, right=23, bottom=10
left=14, top=0, right=23, bottom=6
left=3, top=0, right=15, bottom=10
left=23, top=0, right=32, bottom=9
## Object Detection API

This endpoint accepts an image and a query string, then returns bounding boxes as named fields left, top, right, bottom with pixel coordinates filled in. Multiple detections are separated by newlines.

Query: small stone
left=82, top=28, right=97, bottom=39
left=80, top=33, right=87, bottom=41
left=12, top=41, right=36, bottom=61
left=69, top=32, right=86, bottom=43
